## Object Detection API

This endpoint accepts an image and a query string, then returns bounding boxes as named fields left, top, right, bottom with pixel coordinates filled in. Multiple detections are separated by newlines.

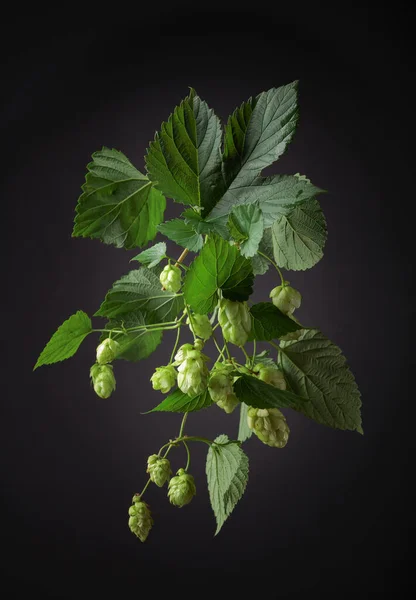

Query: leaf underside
left=233, top=373, right=306, bottom=410
left=147, top=388, right=213, bottom=413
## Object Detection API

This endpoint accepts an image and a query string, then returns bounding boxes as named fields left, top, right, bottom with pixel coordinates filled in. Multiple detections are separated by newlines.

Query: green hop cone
left=147, top=454, right=172, bottom=487
left=217, top=392, right=240, bottom=414
left=253, top=364, right=287, bottom=390
left=160, top=264, right=182, bottom=293
left=218, top=299, right=251, bottom=347
left=128, top=494, right=153, bottom=542
left=167, top=468, right=196, bottom=507
left=186, top=313, right=213, bottom=340
left=173, top=343, right=194, bottom=365
left=247, top=407, right=290, bottom=448
left=96, top=337, right=120, bottom=364
left=208, top=364, right=239, bottom=413
left=150, top=365, right=177, bottom=394
left=90, top=364, right=116, bottom=399
left=269, top=283, right=301, bottom=315
left=177, top=348, right=209, bottom=396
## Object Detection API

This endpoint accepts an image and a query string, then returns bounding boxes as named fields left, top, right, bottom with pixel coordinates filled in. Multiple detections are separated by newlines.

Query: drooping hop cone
left=147, top=454, right=172, bottom=487
left=128, top=494, right=153, bottom=542
left=208, top=364, right=239, bottom=414
left=150, top=365, right=177, bottom=394
left=186, top=313, right=213, bottom=340
left=247, top=407, right=290, bottom=448
left=218, top=299, right=251, bottom=347
left=269, top=284, right=301, bottom=316
left=159, top=264, right=182, bottom=293
left=96, top=338, right=120, bottom=364
left=176, top=349, right=209, bottom=396
left=90, top=364, right=116, bottom=399
left=167, top=468, right=196, bottom=507
left=254, top=365, right=287, bottom=390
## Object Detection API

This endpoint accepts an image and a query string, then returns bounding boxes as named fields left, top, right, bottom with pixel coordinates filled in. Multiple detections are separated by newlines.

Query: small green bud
left=160, top=264, right=182, bottom=293
left=186, top=313, right=213, bottom=340
left=128, top=494, right=153, bottom=542
left=270, top=284, right=301, bottom=315
left=96, top=337, right=120, bottom=364
left=218, top=299, right=251, bottom=347
left=147, top=454, right=172, bottom=487
left=150, top=365, right=177, bottom=394
left=90, top=364, right=116, bottom=399
left=247, top=407, right=290, bottom=448
left=253, top=365, right=287, bottom=390
left=168, top=468, right=196, bottom=507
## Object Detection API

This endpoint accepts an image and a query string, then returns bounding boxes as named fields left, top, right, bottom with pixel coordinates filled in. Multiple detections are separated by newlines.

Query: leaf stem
left=169, top=323, right=182, bottom=364
left=257, top=251, right=285, bottom=285
left=252, top=340, right=257, bottom=368
left=139, top=477, right=152, bottom=498
left=175, top=248, right=189, bottom=266
left=212, top=333, right=226, bottom=361
left=183, top=441, right=191, bottom=471
left=241, top=345, right=251, bottom=365
left=178, top=413, right=188, bottom=438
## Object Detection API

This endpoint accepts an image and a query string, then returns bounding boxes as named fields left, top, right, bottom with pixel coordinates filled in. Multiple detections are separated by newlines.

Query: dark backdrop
left=1, top=5, right=412, bottom=598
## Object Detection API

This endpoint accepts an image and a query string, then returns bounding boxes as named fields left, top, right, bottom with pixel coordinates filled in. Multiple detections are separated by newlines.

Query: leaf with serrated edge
left=183, top=234, right=254, bottom=314
left=248, top=302, right=302, bottom=341
left=131, top=242, right=167, bottom=268
left=147, top=388, right=213, bottom=413
left=206, top=435, right=249, bottom=535
left=100, top=313, right=162, bottom=362
left=73, top=148, right=166, bottom=249
left=238, top=404, right=252, bottom=442
left=280, top=329, right=363, bottom=433
left=233, top=373, right=306, bottom=409
left=158, top=219, right=203, bottom=252
left=34, top=311, right=92, bottom=369
left=227, top=204, right=264, bottom=258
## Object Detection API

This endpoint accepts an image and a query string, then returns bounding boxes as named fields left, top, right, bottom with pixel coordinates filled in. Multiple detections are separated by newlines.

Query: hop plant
left=150, top=365, right=177, bottom=394
left=253, top=364, right=287, bottom=390
left=218, top=299, right=252, bottom=347
left=96, top=338, right=120, bottom=364
left=270, top=284, right=302, bottom=315
left=90, top=364, right=116, bottom=399
left=186, top=313, right=213, bottom=340
left=247, top=407, right=290, bottom=448
left=174, top=344, right=209, bottom=396
left=168, top=468, right=196, bottom=507
left=160, top=264, right=182, bottom=293
left=128, top=494, right=153, bottom=542
left=147, top=455, right=172, bottom=487
left=208, top=364, right=239, bottom=413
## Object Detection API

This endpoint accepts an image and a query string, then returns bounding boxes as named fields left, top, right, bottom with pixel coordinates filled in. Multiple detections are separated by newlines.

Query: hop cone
left=96, top=338, right=120, bottom=364
left=147, top=454, right=172, bottom=487
left=128, top=494, right=153, bottom=542
left=160, top=264, right=182, bottom=293
left=217, top=392, right=239, bottom=414
left=177, top=348, right=209, bottom=396
left=168, top=468, right=196, bottom=507
left=209, top=364, right=239, bottom=413
left=247, top=407, right=290, bottom=448
left=173, top=343, right=194, bottom=364
left=254, top=365, right=287, bottom=390
left=270, top=284, right=301, bottom=316
left=218, top=299, right=251, bottom=347
left=186, top=313, right=213, bottom=340
left=90, top=364, right=116, bottom=399
left=150, top=365, right=177, bottom=394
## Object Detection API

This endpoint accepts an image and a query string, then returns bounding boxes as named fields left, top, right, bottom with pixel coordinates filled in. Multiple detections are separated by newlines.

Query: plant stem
left=169, top=324, right=182, bottom=364
left=212, top=333, right=226, bottom=361
left=257, top=251, right=285, bottom=285
left=252, top=340, right=257, bottom=368
left=241, top=345, right=251, bottom=364
left=178, top=413, right=188, bottom=438
left=175, top=248, right=189, bottom=266
left=139, top=477, right=152, bottom=498
left=183, top=441, right=191, bottom=471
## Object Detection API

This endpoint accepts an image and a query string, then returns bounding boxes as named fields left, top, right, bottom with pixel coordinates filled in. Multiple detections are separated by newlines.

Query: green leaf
left=95, top=268, right=184, bottom=322
left=251, top=350, right=277, bottom=368
left=248, top=302, right=303, bottom=341
left=233, top=373, right=306, bottom=409
left=227, top=204, right=264, bottom=258
left=34, top=311, right=92, bottom=369
left=100, top=313, right=162, bottom=362
left=130, top=242, right=167, bottom=268
left=158, top=219, right=203, bottom=252
left=145, top=89, right=224, bottom=214
left=238, top=404, right=252, bottom=442
left=182, top=209, right=215, bottom=235
left=147, top=388, right=213, bottom=413
left=251, top=229, right=274, bottom=275
left=280, top=329, right=363, bottom=433
left=206, top=434, right=249, bottom=535
left=73, top=147, right=166, bottom=249
left=271, top=198, right=327, bottom=270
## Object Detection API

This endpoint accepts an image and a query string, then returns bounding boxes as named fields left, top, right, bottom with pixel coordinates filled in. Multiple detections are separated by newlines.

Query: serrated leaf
left=251, top=350, right=277, bottom=368
left=280, top=329, right=363, bottom=433
left=147, top=388, right=213, bottom=413
left=100, top=313, right=162, bottom=362
left=272, top=198, right=327, bottom=270
left=233, top=373, right=306, bottom=409
left=183, top=234, right=254, bottom=314
left=251, top=228, right=274, bottom=275
left=238, top=403, right=252, bottom=442
left=248, top=302, right=303, bottom=341
left=158, top=219, right=203, bottom=252
left=95, top=268, right=184, bottom=322
left=182, top=209, right=215, bottom=235
left=145, top=89, right=224, bottom=214
left=206, top=435, right=249, bottom=535
left=34, top=311, right=92, bottom=369
left=130, top=242, right=167, bottom=268
left=73, top=148, right=166, bottom=249
left=227, top=204, right=264, bottom=258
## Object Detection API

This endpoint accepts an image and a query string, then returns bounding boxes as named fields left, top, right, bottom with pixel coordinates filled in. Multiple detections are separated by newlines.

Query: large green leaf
left=227, top=204, right=264, bottom=258
left=271, top=198, right=327, bottom=270
left=100, top=313, right=162, bottom=362
left=206, top=435, right=249, bottom=535
left=280, top=329, right=363, bottom=433
left=248, top=302, right=303, bottom=341
left=238, top=403, right=252, bottom=442
left=73, top=148, right=166, bottom=249
left=130, top=242, right=167, bottom=269
left=145, top=89, right=224, bottom=214
left=34, top=311, right=92, bottom=369
left=233, top=373, right=306, bottom=409
left=158, top=219, right=203, bottom=252
left=183, top=234, right=254, bottom=314
left=251, top=229, right=274, bottom=275
left=147, top=388, right=213, bottom=413
left=95, top=268, right=184, bottom=322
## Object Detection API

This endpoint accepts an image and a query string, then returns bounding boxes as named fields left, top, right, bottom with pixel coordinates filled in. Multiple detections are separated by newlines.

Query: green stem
left=166, top=256, right=189, bottom=270
left=178, top=413, right=188, bottom=438
left=183, top=441, right=191, bottom=471
left=169, top=324, right=182, bottom=364
left=252, top=340, right=257, bottom=368
left=241, top=345, right=251, bottom=365
left=212, top=333, right=226, bottom=361
left=257, top=251, right=285, bottom=285
left=139, top=477, right=152, bottom=498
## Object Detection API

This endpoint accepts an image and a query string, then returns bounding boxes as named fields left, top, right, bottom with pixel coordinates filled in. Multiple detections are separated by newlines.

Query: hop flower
left=177, top=348, right=209, bottom=396
left=253, top=365, right=287, bottom=390
left=208, top=364, right=239, bottom=413
left=218, top=299, right=252, bottom=347
left=96, top=338, right=120, bottom=364
left=150, top=365, right=177, bottom=394
left=160, top=264, right=182, bottom=293
left=147, top=454, right=172, bottom=487
left=217, top=392, right=240, bottom=414
left=90, top=364, right=116, bottom=399
left=173, top=343, right=194, bottom=364
left=128, top=494, right=153, bottom=542
left=167, top=468, right=196, bottom=507
left=186, top=313, right=213, bottom=340
left=247, top=407, right=290, bottom=448
left=270, top=284, right=301, bottom=315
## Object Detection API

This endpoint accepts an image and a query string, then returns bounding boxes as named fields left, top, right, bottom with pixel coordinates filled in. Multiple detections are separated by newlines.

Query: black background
left=2, top=4, right=413, bottom=598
